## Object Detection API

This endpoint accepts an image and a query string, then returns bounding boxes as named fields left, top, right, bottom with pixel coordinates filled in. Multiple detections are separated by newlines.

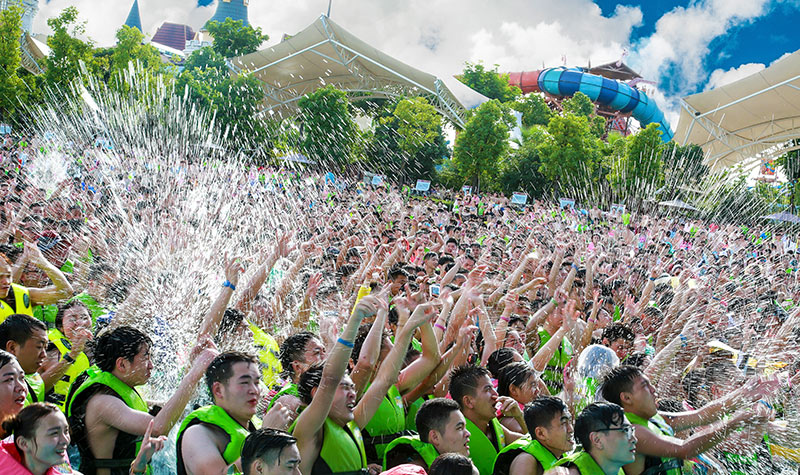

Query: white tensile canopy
left=674, top=49, right=800, bottom=171
left=227, top=15, right=475, bottom=128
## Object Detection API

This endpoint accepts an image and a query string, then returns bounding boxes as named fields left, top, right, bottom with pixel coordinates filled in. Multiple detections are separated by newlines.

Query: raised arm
left=354, top=302, right=435, bottom=427
left=198, top=257, right=245, bottom=340
left=24, top=242, right=75, bottom=306
left=293, top=296, right=376, bottom=444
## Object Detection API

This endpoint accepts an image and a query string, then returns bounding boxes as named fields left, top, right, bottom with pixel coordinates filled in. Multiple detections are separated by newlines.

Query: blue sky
left=595, top=0, right=800, bottom=95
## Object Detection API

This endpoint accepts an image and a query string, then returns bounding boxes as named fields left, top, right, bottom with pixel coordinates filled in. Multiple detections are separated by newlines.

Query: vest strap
left=93, top=457, right=136, bottom=469
left=364, top=430, right=416, bottom=446
left=640, top=458, right=683, bottom=475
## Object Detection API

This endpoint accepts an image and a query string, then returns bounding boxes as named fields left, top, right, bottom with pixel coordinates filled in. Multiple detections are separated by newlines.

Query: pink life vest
left=0, top=440, right=75, bottom=474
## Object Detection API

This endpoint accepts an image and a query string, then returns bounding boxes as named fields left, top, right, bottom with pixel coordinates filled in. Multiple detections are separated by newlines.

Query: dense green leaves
left=298, top=85, right=359, bottom=169
left=205, top=18, right=268, bottom=58
left=459, top=62, right=521, bottom=102
left=452, top=100, right=514, bottom=191
left=0, top=5, right=30, bottom=122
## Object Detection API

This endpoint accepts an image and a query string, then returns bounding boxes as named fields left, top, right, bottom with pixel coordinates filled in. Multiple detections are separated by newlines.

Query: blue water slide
left=536, top=67, right=673, bottom=142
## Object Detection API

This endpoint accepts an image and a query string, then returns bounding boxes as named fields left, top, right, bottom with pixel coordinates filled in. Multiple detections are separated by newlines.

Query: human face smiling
left=21, top=411, right=71, bottom=469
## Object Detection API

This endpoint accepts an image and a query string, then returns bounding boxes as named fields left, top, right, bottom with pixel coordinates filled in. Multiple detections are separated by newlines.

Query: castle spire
left=124, top=0, right=142, bottom=32
left=205, top=0, right=250, bottom=28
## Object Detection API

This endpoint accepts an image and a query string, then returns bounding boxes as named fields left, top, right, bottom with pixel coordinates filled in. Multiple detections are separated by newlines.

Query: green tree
left=206, top=18, right=269, bottom=58
left=777, top=139, right=800, bottom=213
left=110, top=25, right=167, bottom=78
left=367, top=97, right=448, bottom=183
left=45, top=7, right=100, bottom=90
left=562, top=91, right=595, bottom=118
left=607, top=123, right=664, bottom=205
left=177, top=46, right=266, bottom=153
left=297, top=85, right=359, bottom=169
left=459, top=62, right=520, bottom=102
left=452, top=99, right=514, bottom=191
left=537, top=113, right=602, bottom=199
left=498, top=126, right=549, bottom=198
left=512, top=94, right=552, bottom=128
left=0, top=5, right=29, bottom=122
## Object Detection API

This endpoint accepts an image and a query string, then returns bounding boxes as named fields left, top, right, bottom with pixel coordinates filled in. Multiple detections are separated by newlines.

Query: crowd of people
left=0, top=130, right=799, bottom=475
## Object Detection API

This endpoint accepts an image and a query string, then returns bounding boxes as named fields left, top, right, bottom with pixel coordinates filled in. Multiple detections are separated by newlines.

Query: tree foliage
left=607, top=123, right=664, bottom=204
left=297, top=85, right=359, bottom=169
left=537, top=113, right=602, bottom=199
left=206, top=18, right=269, bottom=58
left=177, top=46, right=266, bottom=152
left=452, top=100, right=514, bottom=191
left=0, top=5, right=29, bottom=122
left=367, top=97, right=447, bottom=183
left=45, top=7, right=100, bottom=90
left=498, top=126, right=549, bottom=198
left=459, top=62, right=520, bottom=102
left=110, top=26, right=167, bottom=79
left=512, top=94, right=552, bottom=128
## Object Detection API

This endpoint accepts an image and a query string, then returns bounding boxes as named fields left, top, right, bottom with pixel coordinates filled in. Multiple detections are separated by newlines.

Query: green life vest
left=176, top=405, right=253, bottom=475
left=311, top=418, right=368, bottom=474
left=625, top=412, right=682, bottom=475
left=719, top=434, right=771, bottom=475
left=362, top=384, right=407, bottom=461
left=555, top=450, right=624, bottom=475
left=537, top=328, right=573, bottom=394
left=33, top=304, right=58, bottom=328
left=492, top=435, right=558, bottom=475
left=67, top=366, right=150, bottom=475
left=465, top=417, right=506, bottom=475
left=47, top=328, right=90, bottom=410
left=266, top=382, right=299, bottom=412
left=382, top=435, right=439, bottom=471
left=404, top=394, right=435, bottom=431
left=24, top=372, right=45, bottom=405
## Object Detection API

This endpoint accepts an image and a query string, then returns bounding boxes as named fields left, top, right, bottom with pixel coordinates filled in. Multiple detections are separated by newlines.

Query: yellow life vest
left=47, top=328, right=90, bottom=411
left=248, top=320, right=282, bottom=390
left=0, top=283, right=34, bottom=323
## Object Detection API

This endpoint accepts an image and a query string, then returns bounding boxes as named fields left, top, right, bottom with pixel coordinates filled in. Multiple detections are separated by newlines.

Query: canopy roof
left=674, top=49, right=800, bottom=171
left=228, top=15, right=468, bottom=128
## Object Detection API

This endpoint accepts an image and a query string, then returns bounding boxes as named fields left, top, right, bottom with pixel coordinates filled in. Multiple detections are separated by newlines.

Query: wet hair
left=486, top=348, right=519, bottom=379
left=574, top=402, right=626, bottom=451
left=601, top=365, right=642, bottom=406
left=55, top=300, right=90, bottom=332
left=87, top=263, right=114, bottom=281
left=0, top=349, right=14, bottom=368
left=279, top=331, right=317, bottom=379
left=241, top=428, right=297, bottom=475
left=416, top=398, right=461, bottom=443
left=449, top=365, right=490, bottom=409
left=297, top=362, right=324, bottom=405
left=93, top=326, right=152, bottom=372
left=524, top=396, right=568, bottom=440
left=0, top=314, right=47, bottom=351
left=497, top=362, right=534, bottom=397
left=205, top=351, right=259, bottom=400
left=601, top=323, right=635, bottom=344
left=429, top=453, right=474, bottom=475
left=2, top=402, right=61, bottom=442
left=217, top=308, right=246, bottom=342
left=351, top=323, right=388, bottom=362
left=389, top=266, right=409, bottom=281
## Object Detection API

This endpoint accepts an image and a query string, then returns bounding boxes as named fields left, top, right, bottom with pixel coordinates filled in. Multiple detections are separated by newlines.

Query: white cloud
left=629, top=0, right=771, bottom=94
left=25, top=0, right=794, bottom=135
left=705, top=63, right=766, bottom=90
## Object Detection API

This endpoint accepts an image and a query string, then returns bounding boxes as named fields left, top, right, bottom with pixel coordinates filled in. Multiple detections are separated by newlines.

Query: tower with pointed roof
left=205, top=0, right=250, bottom=28
left=124, top=0, right=142, bottom=32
